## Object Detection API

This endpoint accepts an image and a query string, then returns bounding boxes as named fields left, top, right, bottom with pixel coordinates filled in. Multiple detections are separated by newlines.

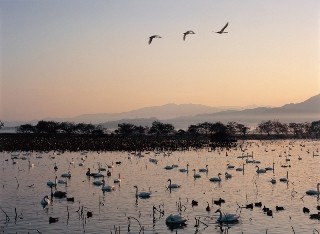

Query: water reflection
left=0, top=140, right=319, bottom=233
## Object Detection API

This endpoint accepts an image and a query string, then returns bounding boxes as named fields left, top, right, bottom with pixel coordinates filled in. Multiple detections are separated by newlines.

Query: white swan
left=256, top=166, right=266, bottom=174
left=101, top=179, right=115, bottom=192
left=306, top=183, right=320, bottom=195
left=114, top=173, right=121, bottom=183
left=167, top=179, right=181, bottom=188
left=215, top=208, right=239, bottom=223
left=41, top=195, right=51, bottom=207
left=225, top=172, right=232, bottom=179
left=179, top=164, right=189, bottom=172
left=183, top=30, right=195, bottom=41
left=134, top=185, right=151, bottom=198
left=199, top=165, right=208, bottom=172
left=148, top=35, right=162, bottom=45
left=47, top=176, right=57, bottom=187
left=209, top=173, right=222, bottom=182
left=279, top=171, right=289, bottom=182
left=61, top=172, right=71, bottom=178
left=192, top=169, right=201, bottom=178
left=215, top=22, right=229, bottom=34
left=165, top=214, right=187, bottom=226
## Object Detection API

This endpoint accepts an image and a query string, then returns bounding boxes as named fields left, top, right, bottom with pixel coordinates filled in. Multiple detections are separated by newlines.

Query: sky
left=0, top=0, right=319, bottom=122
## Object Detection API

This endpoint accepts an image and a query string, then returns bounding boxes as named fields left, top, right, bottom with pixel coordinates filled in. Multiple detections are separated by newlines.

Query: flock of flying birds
left=148, top=22, right=229, bottom=45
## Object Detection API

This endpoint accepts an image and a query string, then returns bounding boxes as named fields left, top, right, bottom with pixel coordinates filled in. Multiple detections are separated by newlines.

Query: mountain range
left=2, top=94, right=319, bottom=130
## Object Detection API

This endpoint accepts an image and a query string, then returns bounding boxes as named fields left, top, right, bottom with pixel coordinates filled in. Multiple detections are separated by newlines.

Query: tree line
left=3, top=119, right=319, bottom=139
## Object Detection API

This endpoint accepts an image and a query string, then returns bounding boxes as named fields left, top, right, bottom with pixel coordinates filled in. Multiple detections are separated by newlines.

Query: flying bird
left=148, top=35, right=162, bottom=45
left=215, top=22, right=229, bottom=34
left=183, top=30, right=195, bottom=41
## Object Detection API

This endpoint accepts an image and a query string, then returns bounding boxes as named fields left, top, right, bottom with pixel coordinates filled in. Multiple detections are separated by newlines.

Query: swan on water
left=279, top=171, right=289, bottom=182
left=164, top=165, right=174, bottom=170
left=114, top=173, right=121, bottom=183
left=192, top=169, right=201, bottom=178
left=179, top=164, right=189, bottom=172
left=209, top=173, right=222, bottom=182
left=165, top=214, right=187, bottom=226
left=215, top=208, right=239, bottom=223
left=306, top=183, right=320, bottom=195
left=167, top=179, right=181, bottom=188
left=61, top=172, right=71, bottom=178
left=256, top=166, right=266, bottom=174
left=199, top=165, right=208, bottom=172
left=101, top=179, right=115, bottom=192
left=134, top=185, right=151, bottom=198
left=47, top=176, right=57, bottom=187
left=41, top=195, right=51, bottom=208
left=225, top=172, right=232, bottom=179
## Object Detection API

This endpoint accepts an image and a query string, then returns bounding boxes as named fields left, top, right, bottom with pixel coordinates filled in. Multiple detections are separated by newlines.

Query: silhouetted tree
left=0, top=121, right=3, bottom=129
left=17, top=124, right=35, bottom=133
left=309, top=120, right=320, bottom=138
left=148, top=121, right=175, bottom=136
left=117, top=123, right=136, bottom=135
left=257, top=120, right=274, bottom=136
left=36, top=121, right=59, bottom=134
left=59, top=122, right=75, bottom=134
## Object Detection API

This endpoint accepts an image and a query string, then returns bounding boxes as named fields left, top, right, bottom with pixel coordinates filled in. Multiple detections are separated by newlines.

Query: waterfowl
left=179, top=164, right=189, bottom=172
left=101, top=179, right=115, bottom=192
left=256, top=166, right=266, bottom=174
left=192, top=169, right=201, bottom=178
left=225, top=172, right=232, bottom=179
left=279, top=171, right=289, bottom=182
left=214, top=198, right=225, bottom=206
left=134, top=185, right=151, bottom=198
left=215, top=208, right=239, bottom=223
left=107, top=170, right=111, bottom=177
left=92, top=180, right=104, bottom=186
left=254, top=202, right=262, bottom=207
left=149, top=35, right=161, bottom=45
left=246, top=203, right=253, bottom=209
left=67, top=197, right=74, bottom=202
left=49, top=217, right=59, bottom=224
left=215, top=22, right=229, bottom=34
left=47, top=176, right=57, bottom=187
left=164, top=165, right=174, bottom=170
left=206, top=202, right=211, bottom=211
left=41, top=195, right=51, bottom=207
left=167, top=179, right=181, bottom=188
left=262, top=206, right=269, bottom=212
left=53, top=191, right=67, bottom=198
left=267, top=210, right=273, bottom=216
left=191, top=200, right=198, bottom=206
left=165, top=214, right=187, bottom=226
left=306, top=183, right=320, bottom=195
left=276, top=206, right=284, bottom=211
left=303, top=207, right=310, bottom=213
left=183, top=30, right=195, bottom=41
left=209, top=173, right=222, bottom=182
left=61, top=172, right=71, bottom=178
left=114, top=173, right=121, bottom=183
left=310, top=212, right=320, bottom=219
left=199, top=165, right=208, bottom=172
left=54, top=163, right=58, bottom=171
left=87, top=211, right=93, bottom=218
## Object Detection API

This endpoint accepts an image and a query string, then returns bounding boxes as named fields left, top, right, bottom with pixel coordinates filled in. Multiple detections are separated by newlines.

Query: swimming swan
left=215, top=208, right=239, bottom=223
left=306, top=183, right=320, bottom=195
left=134, top=185, right=151, bottom=198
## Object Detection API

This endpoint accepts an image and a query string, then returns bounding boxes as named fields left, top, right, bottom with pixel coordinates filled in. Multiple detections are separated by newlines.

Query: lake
left=0, top=140, right=319, bottom=233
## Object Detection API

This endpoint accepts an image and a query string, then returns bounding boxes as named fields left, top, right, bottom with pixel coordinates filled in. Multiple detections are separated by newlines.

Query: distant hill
left=66, top=103, right=243, bottom=124
left=3, top=94, right=319, bottom=130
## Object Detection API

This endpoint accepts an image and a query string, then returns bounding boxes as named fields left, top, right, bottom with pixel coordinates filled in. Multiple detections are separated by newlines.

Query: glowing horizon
left=0, top=0, right=319, bottom=122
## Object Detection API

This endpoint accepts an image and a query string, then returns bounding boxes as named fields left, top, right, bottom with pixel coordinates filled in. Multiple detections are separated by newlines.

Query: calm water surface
left=0, top=140, right=320, bottom=233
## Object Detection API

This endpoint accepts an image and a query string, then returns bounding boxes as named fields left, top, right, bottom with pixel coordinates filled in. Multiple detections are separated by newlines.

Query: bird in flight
left=215, top=22, right=229, bottom=34
left=183, top=30, right=195, bottom=41
left=148, top=35, right=162, bottom=45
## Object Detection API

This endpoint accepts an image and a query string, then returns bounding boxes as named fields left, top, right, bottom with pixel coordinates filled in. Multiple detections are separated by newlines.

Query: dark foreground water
left=0, top=140, right=319, bottom=233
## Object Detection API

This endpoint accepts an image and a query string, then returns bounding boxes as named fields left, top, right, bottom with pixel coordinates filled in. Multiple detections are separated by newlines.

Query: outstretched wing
left=221, top=22, right=229, bottom=32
